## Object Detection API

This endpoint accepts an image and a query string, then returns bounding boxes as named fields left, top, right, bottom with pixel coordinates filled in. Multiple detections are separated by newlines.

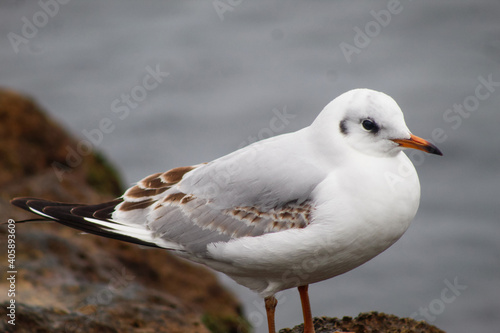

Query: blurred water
left=1, top=1, right=499, bottom=332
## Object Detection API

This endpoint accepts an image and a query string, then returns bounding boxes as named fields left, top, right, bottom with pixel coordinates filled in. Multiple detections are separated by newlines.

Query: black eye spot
left=339, top=119, right=348, bottom=134
left=362, top=119, right=379, bottom=133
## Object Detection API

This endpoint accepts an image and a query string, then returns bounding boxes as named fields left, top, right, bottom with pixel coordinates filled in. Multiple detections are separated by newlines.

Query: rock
left=0, top=88, right=122, bottom=196
left=279, top=312, right=446, bottom=333
left=0, top=88, right=248, bottom=333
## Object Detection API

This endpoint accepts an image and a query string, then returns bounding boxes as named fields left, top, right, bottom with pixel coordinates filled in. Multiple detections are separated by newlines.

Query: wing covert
left=113, top=163, right=316, bottom=254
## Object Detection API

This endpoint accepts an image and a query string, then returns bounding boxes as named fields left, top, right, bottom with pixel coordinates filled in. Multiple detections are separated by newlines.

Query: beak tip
left=429, top=146, right=443, bottom=156
left=393, top=135, right=443, bottom=156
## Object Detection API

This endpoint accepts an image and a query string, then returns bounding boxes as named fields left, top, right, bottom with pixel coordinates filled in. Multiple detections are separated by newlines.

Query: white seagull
left=12, top=89, right=442, bottom=333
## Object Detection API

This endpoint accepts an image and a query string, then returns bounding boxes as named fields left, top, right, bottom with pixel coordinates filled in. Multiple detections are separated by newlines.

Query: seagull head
left=313, top=89, right=442, bottom=158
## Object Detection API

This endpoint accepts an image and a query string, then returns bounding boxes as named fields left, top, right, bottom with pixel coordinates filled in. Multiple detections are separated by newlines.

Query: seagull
left=11, top=89, right=442, bottom=333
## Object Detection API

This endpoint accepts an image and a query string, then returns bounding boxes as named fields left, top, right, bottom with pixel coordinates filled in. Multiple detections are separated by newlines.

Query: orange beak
left=392, top=134, right=443, bottom=156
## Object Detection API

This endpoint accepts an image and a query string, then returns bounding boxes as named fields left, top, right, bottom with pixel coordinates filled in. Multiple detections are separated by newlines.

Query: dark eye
left=362, top=119, right=378, bottom=133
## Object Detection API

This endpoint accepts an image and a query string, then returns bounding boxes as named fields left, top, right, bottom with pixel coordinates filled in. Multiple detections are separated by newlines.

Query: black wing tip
left=9, top=197, right=59, bottom=224
left=11, top=197, right=122, bottom=218
left=10, top=197, right=86, bottom=222
left=9, top=197, right=159, bottom=248
left=10, top=197, right=36, bottom=210
left=11, top=197, right=63, bottom=208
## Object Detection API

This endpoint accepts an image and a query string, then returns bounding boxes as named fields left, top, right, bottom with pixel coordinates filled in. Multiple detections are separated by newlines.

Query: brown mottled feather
left=140, top=172, right=165, bottom=188
left=162, top=192, right=186, bottom=203
left=126, top=166, right=197, bottom=201
left=117, top=165, right=312, bottom=241
left=119, top=199, right=155, bottom=211
left=125, top=186, right=168, bottom=199
left=161, top=166, right=196, bottom=184
left=226, top=200, right=312, bottom=231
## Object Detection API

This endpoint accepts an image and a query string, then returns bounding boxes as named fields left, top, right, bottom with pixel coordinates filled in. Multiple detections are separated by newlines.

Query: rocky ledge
left=280, top=312, right=445, bottom=333
left=0, top=88, right=445, bottom=333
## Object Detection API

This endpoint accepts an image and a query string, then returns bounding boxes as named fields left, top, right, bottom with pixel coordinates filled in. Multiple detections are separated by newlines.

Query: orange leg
left=298, top=285, right=315, bottom=333
left=265, top=296, right=278, bottom=333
